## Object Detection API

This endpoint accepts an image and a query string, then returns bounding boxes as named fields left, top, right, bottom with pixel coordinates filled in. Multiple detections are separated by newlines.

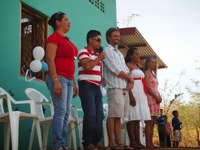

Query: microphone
left=98, top=46, right=103, bottom=53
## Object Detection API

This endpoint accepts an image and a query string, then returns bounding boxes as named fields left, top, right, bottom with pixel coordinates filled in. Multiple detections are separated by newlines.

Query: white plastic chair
left=25, top=88, right=53, bottom=150
left=71, top=105, right=84, bottom=150
left=103, top=103, right=109, bottom=146
left=140, top=121, right=146, bottom=145
left=68, top=113, right=77, bottom=150
left=25, top=88, right=77, bottom=150
left=0, top=87, right=43, bottom=150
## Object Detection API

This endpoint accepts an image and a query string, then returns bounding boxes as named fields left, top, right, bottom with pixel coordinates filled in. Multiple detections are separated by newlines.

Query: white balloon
left=33, top=46, right=44, bottom=60
left=30, top=60, right=42, bottom=72
left=101, top=87, right=107, bottom=97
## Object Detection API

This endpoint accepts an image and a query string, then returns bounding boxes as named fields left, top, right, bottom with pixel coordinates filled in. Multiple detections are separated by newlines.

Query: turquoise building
left=0, top=0, right=117, bottom=149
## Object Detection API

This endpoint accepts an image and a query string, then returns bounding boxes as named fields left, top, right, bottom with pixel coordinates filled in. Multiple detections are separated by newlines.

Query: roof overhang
left=118, top=27, right=167, bottom=69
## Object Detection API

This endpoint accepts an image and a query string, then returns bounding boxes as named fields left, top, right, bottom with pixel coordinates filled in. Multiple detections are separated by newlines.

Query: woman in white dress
left=125, top=48, right=151, bottom=149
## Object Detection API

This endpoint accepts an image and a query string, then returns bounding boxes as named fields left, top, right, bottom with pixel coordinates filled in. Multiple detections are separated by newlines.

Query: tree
left=186, top=78, right=200, bottom=147
left=159, top=71, right=185, bottom=115
left=117, top=13, right=140, bottom=27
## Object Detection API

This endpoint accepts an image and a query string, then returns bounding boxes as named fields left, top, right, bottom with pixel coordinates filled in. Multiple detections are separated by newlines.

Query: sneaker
left=84, top=144, right=98, bottom=150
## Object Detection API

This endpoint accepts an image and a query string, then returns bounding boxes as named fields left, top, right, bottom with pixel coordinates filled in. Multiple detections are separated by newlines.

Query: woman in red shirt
left=45, top=11, right=78, bottom=150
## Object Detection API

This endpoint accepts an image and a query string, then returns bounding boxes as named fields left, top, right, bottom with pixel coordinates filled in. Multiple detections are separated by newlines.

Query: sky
left=116, top=0, right=200, bottom=103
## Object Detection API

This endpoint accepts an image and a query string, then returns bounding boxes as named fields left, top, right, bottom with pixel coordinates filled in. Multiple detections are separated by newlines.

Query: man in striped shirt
left=103, top=28, right=134, bottom=149
left=77, top=30, right=107, bottom=150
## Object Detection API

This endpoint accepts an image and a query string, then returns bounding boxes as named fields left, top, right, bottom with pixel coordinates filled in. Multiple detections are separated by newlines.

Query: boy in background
left=163, top=115, right=172, bottom=147
left=156, top=109, right=165, bottom=147
left=172, top=110, right=182, bottom=147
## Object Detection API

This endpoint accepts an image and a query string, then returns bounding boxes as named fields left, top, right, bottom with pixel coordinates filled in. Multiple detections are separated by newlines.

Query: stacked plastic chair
left=25, top=88, right=77, bottom=150
left=0, top=87, right=42, bottom=150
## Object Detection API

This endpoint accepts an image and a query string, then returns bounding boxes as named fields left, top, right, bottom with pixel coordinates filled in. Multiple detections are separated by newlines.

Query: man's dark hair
left=172, top=110, right=178, bottom=116
left=86, top=30, right=101, bottom=44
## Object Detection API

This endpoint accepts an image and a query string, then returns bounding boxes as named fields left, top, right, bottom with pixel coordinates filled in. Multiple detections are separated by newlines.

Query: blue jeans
left=78, top=81, right=104, bottom=147
left=46, top=74, right=73, bottom=149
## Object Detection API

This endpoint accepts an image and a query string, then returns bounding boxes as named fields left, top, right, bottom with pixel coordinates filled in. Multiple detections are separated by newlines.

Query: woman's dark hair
left=105, top=27, right=118, bottom=43
left=125, top=47, right=138, bottom=63
left=48, top=11, right=65, bottom=31
left=144, top=55, right=156, bottom=72
left=86, top=30, right=101, bottom=44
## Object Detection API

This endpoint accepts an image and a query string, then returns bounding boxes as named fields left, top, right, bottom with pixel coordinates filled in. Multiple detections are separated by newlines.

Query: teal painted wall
left=0, top=0, right=116, bottom=149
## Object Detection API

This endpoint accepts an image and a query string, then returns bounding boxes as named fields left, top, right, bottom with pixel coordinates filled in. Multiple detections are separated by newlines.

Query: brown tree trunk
left=196, top=127, right=200, bottom=147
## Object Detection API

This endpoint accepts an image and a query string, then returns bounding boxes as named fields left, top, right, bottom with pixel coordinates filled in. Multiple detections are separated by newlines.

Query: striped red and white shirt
left=77, top=47, right=102, bottom=86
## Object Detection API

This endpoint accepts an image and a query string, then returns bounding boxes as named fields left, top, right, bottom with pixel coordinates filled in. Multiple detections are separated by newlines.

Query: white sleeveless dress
left=127, top=69, right=151, bottom=121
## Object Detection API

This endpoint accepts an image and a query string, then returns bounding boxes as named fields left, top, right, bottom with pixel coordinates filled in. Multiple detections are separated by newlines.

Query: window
left=89, top=0, right=105, bottom=13
left=21, top=4, right=48, bottom=81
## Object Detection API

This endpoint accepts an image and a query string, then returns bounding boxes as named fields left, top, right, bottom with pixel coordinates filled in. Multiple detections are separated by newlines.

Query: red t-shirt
left=46, top=31, right=78, bottom=80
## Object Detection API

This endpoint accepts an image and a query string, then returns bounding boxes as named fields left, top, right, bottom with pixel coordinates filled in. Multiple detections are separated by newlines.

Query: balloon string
left=25, top=69, right=36, bottom=82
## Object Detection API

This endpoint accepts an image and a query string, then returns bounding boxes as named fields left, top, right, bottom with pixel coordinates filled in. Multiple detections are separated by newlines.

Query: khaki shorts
left=107, top=88, right=129, bottom=118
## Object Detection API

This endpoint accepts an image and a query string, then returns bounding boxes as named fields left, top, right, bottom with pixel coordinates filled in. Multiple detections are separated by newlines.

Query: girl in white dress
left=125, top=48, right=151, bottom=149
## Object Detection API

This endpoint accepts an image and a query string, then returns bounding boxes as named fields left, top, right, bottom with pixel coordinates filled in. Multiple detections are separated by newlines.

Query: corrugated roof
left=118, top=27, right=167, bottom=69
